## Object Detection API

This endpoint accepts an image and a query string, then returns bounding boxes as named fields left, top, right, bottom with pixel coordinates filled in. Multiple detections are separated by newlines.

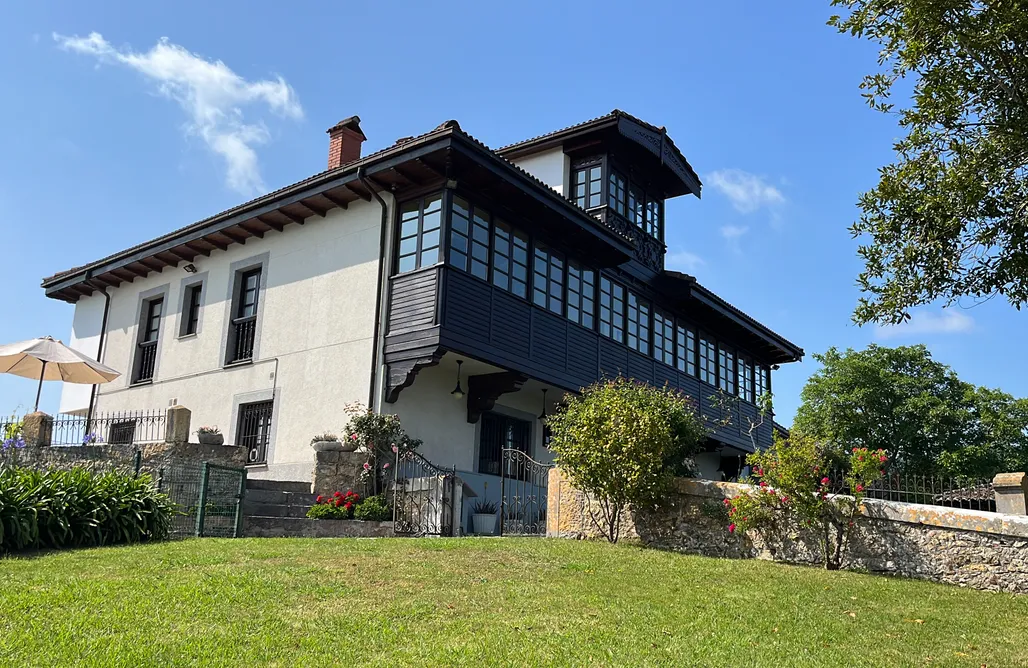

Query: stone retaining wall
left=2, top=441, right=245, bottom=474
left=312, top=450, right=366, bottom=496
left=244, top=517, right=393, bottom=538
left=547, top=469, right=1028, bottom=593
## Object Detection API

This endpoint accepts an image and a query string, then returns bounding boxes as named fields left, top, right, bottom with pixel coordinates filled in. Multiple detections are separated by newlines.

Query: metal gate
left=393, top=449, right=457, bottom=536
left=500, top=448, right=552, bottom=536
left=156, top=461, right=247, bottom=538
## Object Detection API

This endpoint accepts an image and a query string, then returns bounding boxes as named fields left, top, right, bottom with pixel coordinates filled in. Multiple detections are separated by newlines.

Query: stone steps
left=243, top=480, right=315, bottom=521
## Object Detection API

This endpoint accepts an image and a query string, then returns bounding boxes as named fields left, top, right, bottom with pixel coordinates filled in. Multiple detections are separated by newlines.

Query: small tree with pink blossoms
left=726, top=434, right=887, bottom=570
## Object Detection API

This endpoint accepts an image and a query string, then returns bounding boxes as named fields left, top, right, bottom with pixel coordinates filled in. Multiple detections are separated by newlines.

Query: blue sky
left=2, top=1, right=1025, bottom=423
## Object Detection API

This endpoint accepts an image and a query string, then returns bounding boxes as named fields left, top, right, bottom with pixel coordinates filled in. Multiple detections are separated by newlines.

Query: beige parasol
left=0, top=336, right=121, bottom=411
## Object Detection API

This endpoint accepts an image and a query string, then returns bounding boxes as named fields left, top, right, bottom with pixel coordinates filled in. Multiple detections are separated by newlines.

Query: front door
left=478, top=412, right=530, bottom=476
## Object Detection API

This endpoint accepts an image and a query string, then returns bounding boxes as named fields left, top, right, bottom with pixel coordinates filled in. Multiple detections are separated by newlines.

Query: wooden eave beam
left=278, top=209, right=307, bottom=226
left=342, top=184, right=372, bottom=202
left=139, top=257, right=167, bottom=272
left=297, top=201, right=327, bottom=218
left=415, top=157, right=445, bottom=177
left=219, top=228, right=249, bottom=245
left=202, top=236, right=229, bottom=252
left=320, top=192, right=349, bottom=211
left=237, top=220, right=266, bottom=239
left=164, top=248, right=194, bottom=263
left=123, top=263, right=149, bottom=278
left=391, top=165, right=421, bottom=186
left=184, top=241, right=212, bottom=257
left=256, top=215, right=284, bottom=232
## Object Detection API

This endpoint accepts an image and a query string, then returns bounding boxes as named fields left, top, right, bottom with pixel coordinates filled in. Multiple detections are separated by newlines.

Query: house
left=41, top=110, right=803, bottom=489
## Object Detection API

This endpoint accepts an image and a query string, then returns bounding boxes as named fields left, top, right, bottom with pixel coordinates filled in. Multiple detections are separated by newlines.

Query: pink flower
left=350, top=433, right=358, bottom=441
left=821, top=477, right=830, bottom=485
left=723, top=498, right=731, bottom=506
left=759, top=481, right=767, bottom=488
left=363, top=462, right=371, bottom=471
left=879, top=454, right=887, bottom=463
left=855, top=484, right=864, bottom=493
left=781, top=496, right=789, bottom=504
left=728, top=523, right=736, bottom=533
left=383, top=462, right=391, bottom=469
left=391, top=444, right=399, bottom=453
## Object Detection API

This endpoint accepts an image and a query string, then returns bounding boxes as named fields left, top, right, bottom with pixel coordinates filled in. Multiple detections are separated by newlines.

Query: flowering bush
left=2, top=417, right=25, bottom=451
left=341, top=402, right=421, bottom=495
left=547, top=377, right=709, bottom=543
left=306, top=490, right=360, bottom=520
left=725, top=434, right=887, bottom=570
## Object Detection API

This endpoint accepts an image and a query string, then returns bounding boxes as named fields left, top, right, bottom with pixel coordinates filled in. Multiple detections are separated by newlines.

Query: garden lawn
left=2, top=538, right=1025, bottom=667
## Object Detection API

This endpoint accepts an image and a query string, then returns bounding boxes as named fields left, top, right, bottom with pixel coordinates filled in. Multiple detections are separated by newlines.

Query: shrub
left=726, top=434, right=887, bottom=570
left=310, top=433, right=339, bottom=444
left=354, top=495, right=391, bottom=522
left=0, top=465, right=172, bottom=553
left=471, top=499, right=498, bottom=515
left=546, top=377, right=708, bottom=542
left=306, top=490, right=360, bottom=520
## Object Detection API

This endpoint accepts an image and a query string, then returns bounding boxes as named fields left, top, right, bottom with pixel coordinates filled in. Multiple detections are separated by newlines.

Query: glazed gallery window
left=653, top=310, right=674, bottom=366
left=755, top=364, right=770, bottom=400
left=718, top=345, right=736, bottom=395
left=626, top=291, right=650, bottom=355
left=645, top=198, right=661, bottom=238
left=572, top=163, right=603, bottom=209
left=608, top=170, right=627, bottom=217
left=738, top=355, right=755, bottom=403
left=676, top=324, right=696, bottom=376
left=397, top=194, right=442, bottom=273
left=698, top=334, right=716, bottom=385
left=566, top=261, right=595, bottom=328
left=492, top=219, right=529, bottom=298
left=533, top=244, right=564, bottom=314
left=448, top=195, right=489, bottom=280
left=599, top=277, right=625, bottom=343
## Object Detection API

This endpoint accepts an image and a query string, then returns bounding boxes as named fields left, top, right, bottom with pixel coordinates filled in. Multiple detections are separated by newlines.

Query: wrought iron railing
left=500, top=448, right=552, bottom=536
left=393, top=449, right=456, bottom=536
left=229, top=316, right=257, bottom=363
left=825, top=469, right=995, bottom=512
left=51, top=409, right=166, bottom=446
left=135, top=340, right=158, bottom=382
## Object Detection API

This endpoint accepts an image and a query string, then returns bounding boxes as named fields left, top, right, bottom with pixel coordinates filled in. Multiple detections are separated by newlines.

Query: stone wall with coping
left=311, top=449, right=367, bottom=496
left=547, top=469, right=1028, bottom=594
left=2, top=441, right=246, bottom=474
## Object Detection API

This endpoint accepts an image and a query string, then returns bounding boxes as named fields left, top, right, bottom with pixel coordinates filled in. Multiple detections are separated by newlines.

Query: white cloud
left=875, top=310, right=975, bottom=340
left=719, top=224, right=749, bottom=254
left=54, top=32, right=302, bottom=195
left=708, top=168, right=786, bottom=214
left=666, top=250, right=705, bottom=273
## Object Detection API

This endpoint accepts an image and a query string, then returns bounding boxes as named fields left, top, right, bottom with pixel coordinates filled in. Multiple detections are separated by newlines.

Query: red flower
left=852, top=448, right=858, bottom=453
left=334, top=498, right=343, bottom=507
left=316, top=495, right=324, bottom=503
left=728, top=523, right=736, bottom=533
left=821, top=477, right=830, bottom=485
left=723, top=498, right=731, bottom=507
left=855, top=484, right=864, bottom=492
left=334, top=491, right=342, bottom=498
left=879, top=454, right=887, bottom=463
left=344, top=502, right=353, bottom=510
left=759, top=481, right=767, bottom=488
left=350, top=433, right=358, bottom=441
left=781, top=496, right=789, bottom=503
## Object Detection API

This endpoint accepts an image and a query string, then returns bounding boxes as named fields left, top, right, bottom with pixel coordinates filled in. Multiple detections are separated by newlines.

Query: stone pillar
left=993, top=472, right=1028, bottom=515
left=165, top=405, right=191, bottom=445
left=312, top=450, right=364, bottom=497
left=21, top=412, right=53, bottom=447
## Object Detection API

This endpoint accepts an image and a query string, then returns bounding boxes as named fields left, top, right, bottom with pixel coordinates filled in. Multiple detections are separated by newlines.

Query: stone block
left=165, top=405, right=191, bottom=444
left=993, top=472, right=1028, bottom=515
left=21, top=412, right=53, bottom=447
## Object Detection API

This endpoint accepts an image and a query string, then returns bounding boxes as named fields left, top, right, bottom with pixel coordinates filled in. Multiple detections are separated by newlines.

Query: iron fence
left=156, top=461, right=247, bottom=538
left=135, top=340, right=158, bottom=382
left=500, top=448, right=552, bottom=536
left=826, top=469, right=995, bottom=512
left=393, top=449, right=457, bottom=536
left=51, top=409, right=166, bottom=446
left=229, top=316, right=257, bottom=363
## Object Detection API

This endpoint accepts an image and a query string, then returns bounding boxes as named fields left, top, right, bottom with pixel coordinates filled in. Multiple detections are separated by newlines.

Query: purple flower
left=2, top=436, right=26, bottom=450
left=82, top=432, right=101, bottom=445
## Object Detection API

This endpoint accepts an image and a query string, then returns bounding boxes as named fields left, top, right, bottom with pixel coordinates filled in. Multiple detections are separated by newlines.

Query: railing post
left=233, top=467, right=247, bottom=538
left=993, top=472, right=1028, bottom=515
left=165, top=405, right=191, bottom=445
left=133, top=450, right=142, bottom=478
left=195, top=462, right=211, bottom=537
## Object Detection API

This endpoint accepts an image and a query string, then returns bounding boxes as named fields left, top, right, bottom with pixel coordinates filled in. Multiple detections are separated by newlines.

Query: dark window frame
left=599, top=276, right=626, bottom=343
left=227, top=267, right=262, bottom=365
left=238, top=399, right=274, bottom=465
left=698, top=332, right=717, bottom=386
left=133, top=296, right=163, bottom=383
left=571, top=158, right=604, bottom=210
left=491, top=218, right=529, bottom=299
left=738, top=355, right=755, bottom=403
left=181, top=283, right=202, bottom=337
left=676, top=323, right=697, bottom=376
left=532, top=243, right=564, bottom=315
left=718, top=344, right=736, bottom=395
left=566, top=260, right=595, bottom=329
left=653, top=309, right=674, bottom=366
left=397, top=193, right=443, bottom=274
left=626, top=290, right=650, bottom=355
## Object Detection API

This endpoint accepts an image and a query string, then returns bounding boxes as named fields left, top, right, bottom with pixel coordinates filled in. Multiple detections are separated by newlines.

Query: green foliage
left=353, top=495, right=392, bottom=522
left=794, top=344, right=1028, bottom=477
left=307, top=490, right=360, bottom=520
left=310, top=433, right=339, bottom=444
left=828, top=1, right=1028, bottom=324
left=0, top=465, right=172, bottom=553
left=342, top=402, right=421, bottom=496
left=471, top=499, right=498, bottom=515
left=547, top=377, right=708, bottom=542
left=727, top=434, right=887, bottom=570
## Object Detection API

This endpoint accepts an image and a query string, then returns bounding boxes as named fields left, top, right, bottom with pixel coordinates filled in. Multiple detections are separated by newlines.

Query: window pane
left=422, top=229, right=440, bottom=250
left=399, top=237, right=417, bottom=256
left=420, top=248, right=438, bottom=266
left=398, top=255, right=416, bottom=273
left=422, top=209, right=441, bottom=232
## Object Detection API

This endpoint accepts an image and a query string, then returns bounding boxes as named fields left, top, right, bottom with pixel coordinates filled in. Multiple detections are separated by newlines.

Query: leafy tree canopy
left=793, top=344, right=1028, bottom=477
left=829, top=0, right=1028, bottom=324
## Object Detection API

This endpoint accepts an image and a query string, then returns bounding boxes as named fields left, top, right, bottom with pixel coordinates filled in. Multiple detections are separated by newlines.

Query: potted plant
left=471, top=499, right=499, bottom=535
left=196, top=426, right=223, bottom=446
left=310, top=433, right=343, bottom=452
left=340, top=432, right=359, bottom=453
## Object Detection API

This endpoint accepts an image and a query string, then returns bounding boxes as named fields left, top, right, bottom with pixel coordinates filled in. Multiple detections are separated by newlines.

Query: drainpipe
left=357, top=166, right=391, bottom=411
left=84, top=271, right=112, bottom=429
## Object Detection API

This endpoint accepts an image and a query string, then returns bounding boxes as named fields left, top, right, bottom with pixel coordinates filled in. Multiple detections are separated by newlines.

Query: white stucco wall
left=510, top=148, right=569, bottom=196
left=59, top=293, right=106, bottom=415
left=59, top=197, right=389, bottom=480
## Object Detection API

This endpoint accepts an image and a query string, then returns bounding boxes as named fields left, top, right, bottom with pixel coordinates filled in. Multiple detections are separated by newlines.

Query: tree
left=546, top=378, right=708, bottom=542
left=793, top=344, right=1028, bottom=477
left=727, top=435, right=887, bottom=570
left=828, top=1, right=1028, bottom=324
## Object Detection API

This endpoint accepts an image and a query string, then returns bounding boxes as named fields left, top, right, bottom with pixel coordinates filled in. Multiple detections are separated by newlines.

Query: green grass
left=2, top=538, right=1025, bottom=667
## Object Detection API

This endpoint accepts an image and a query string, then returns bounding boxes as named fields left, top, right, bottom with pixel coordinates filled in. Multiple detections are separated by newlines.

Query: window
left=566, top=261, right=595, bottom=328
left=397, top=195, right=442, bottom=273
left=572, top=163, right=603, bottom=209
left=645, top=198, right=662, bottom=238
left=238, top=400, right=274, bottom=464
left=228, top=268, right=261, bottom=363
left=182, top=284, right=202, bottom=336
left=470, top=206, right=491, bottom=280
left=755, top=364, right=770, bottom=400
left=449, top=195, right=471, bottom=271
left=478, top=412, right=531, bottom=476
left=718, top=345, right=736, bottom=395
left=653, top=311, right=674, bottom=366
left=626, top=291, right=650, bottom=355
left=699, top=334, right=716, bottom=385
left=628, top=183, right=645, bottom=228
left=134, top=298, right=162, bottom=383
left=492, top=220, right=529, bottom=298
left=533, top=244, right=564, bottom=314
left=599, top=277, right=626, bottom=343
left=676, top=324, right=696, bottom=376
left=738, top=355, right=755, bottom=403
left=608, top=170, right=627, bottom=216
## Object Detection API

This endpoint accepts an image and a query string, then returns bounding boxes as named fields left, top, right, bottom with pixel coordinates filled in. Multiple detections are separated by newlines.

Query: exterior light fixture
left=183, top=263, right=198, bottom=274
left=451, top=359, right=464, bottom=399
left=538, top=388, right=548, bottom=420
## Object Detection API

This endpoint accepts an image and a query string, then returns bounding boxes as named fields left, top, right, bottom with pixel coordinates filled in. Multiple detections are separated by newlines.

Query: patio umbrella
left=0, top=336, right=120, bottom=412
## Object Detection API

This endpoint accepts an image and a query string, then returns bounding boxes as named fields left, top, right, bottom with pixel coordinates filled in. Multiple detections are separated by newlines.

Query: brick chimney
left=326, top=116, right=366, bottom=169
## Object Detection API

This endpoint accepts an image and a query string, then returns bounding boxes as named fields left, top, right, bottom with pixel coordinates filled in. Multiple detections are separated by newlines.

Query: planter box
left=197, top=432, right=224, bottom=446
left=472, top=513, right=497, bottom=535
